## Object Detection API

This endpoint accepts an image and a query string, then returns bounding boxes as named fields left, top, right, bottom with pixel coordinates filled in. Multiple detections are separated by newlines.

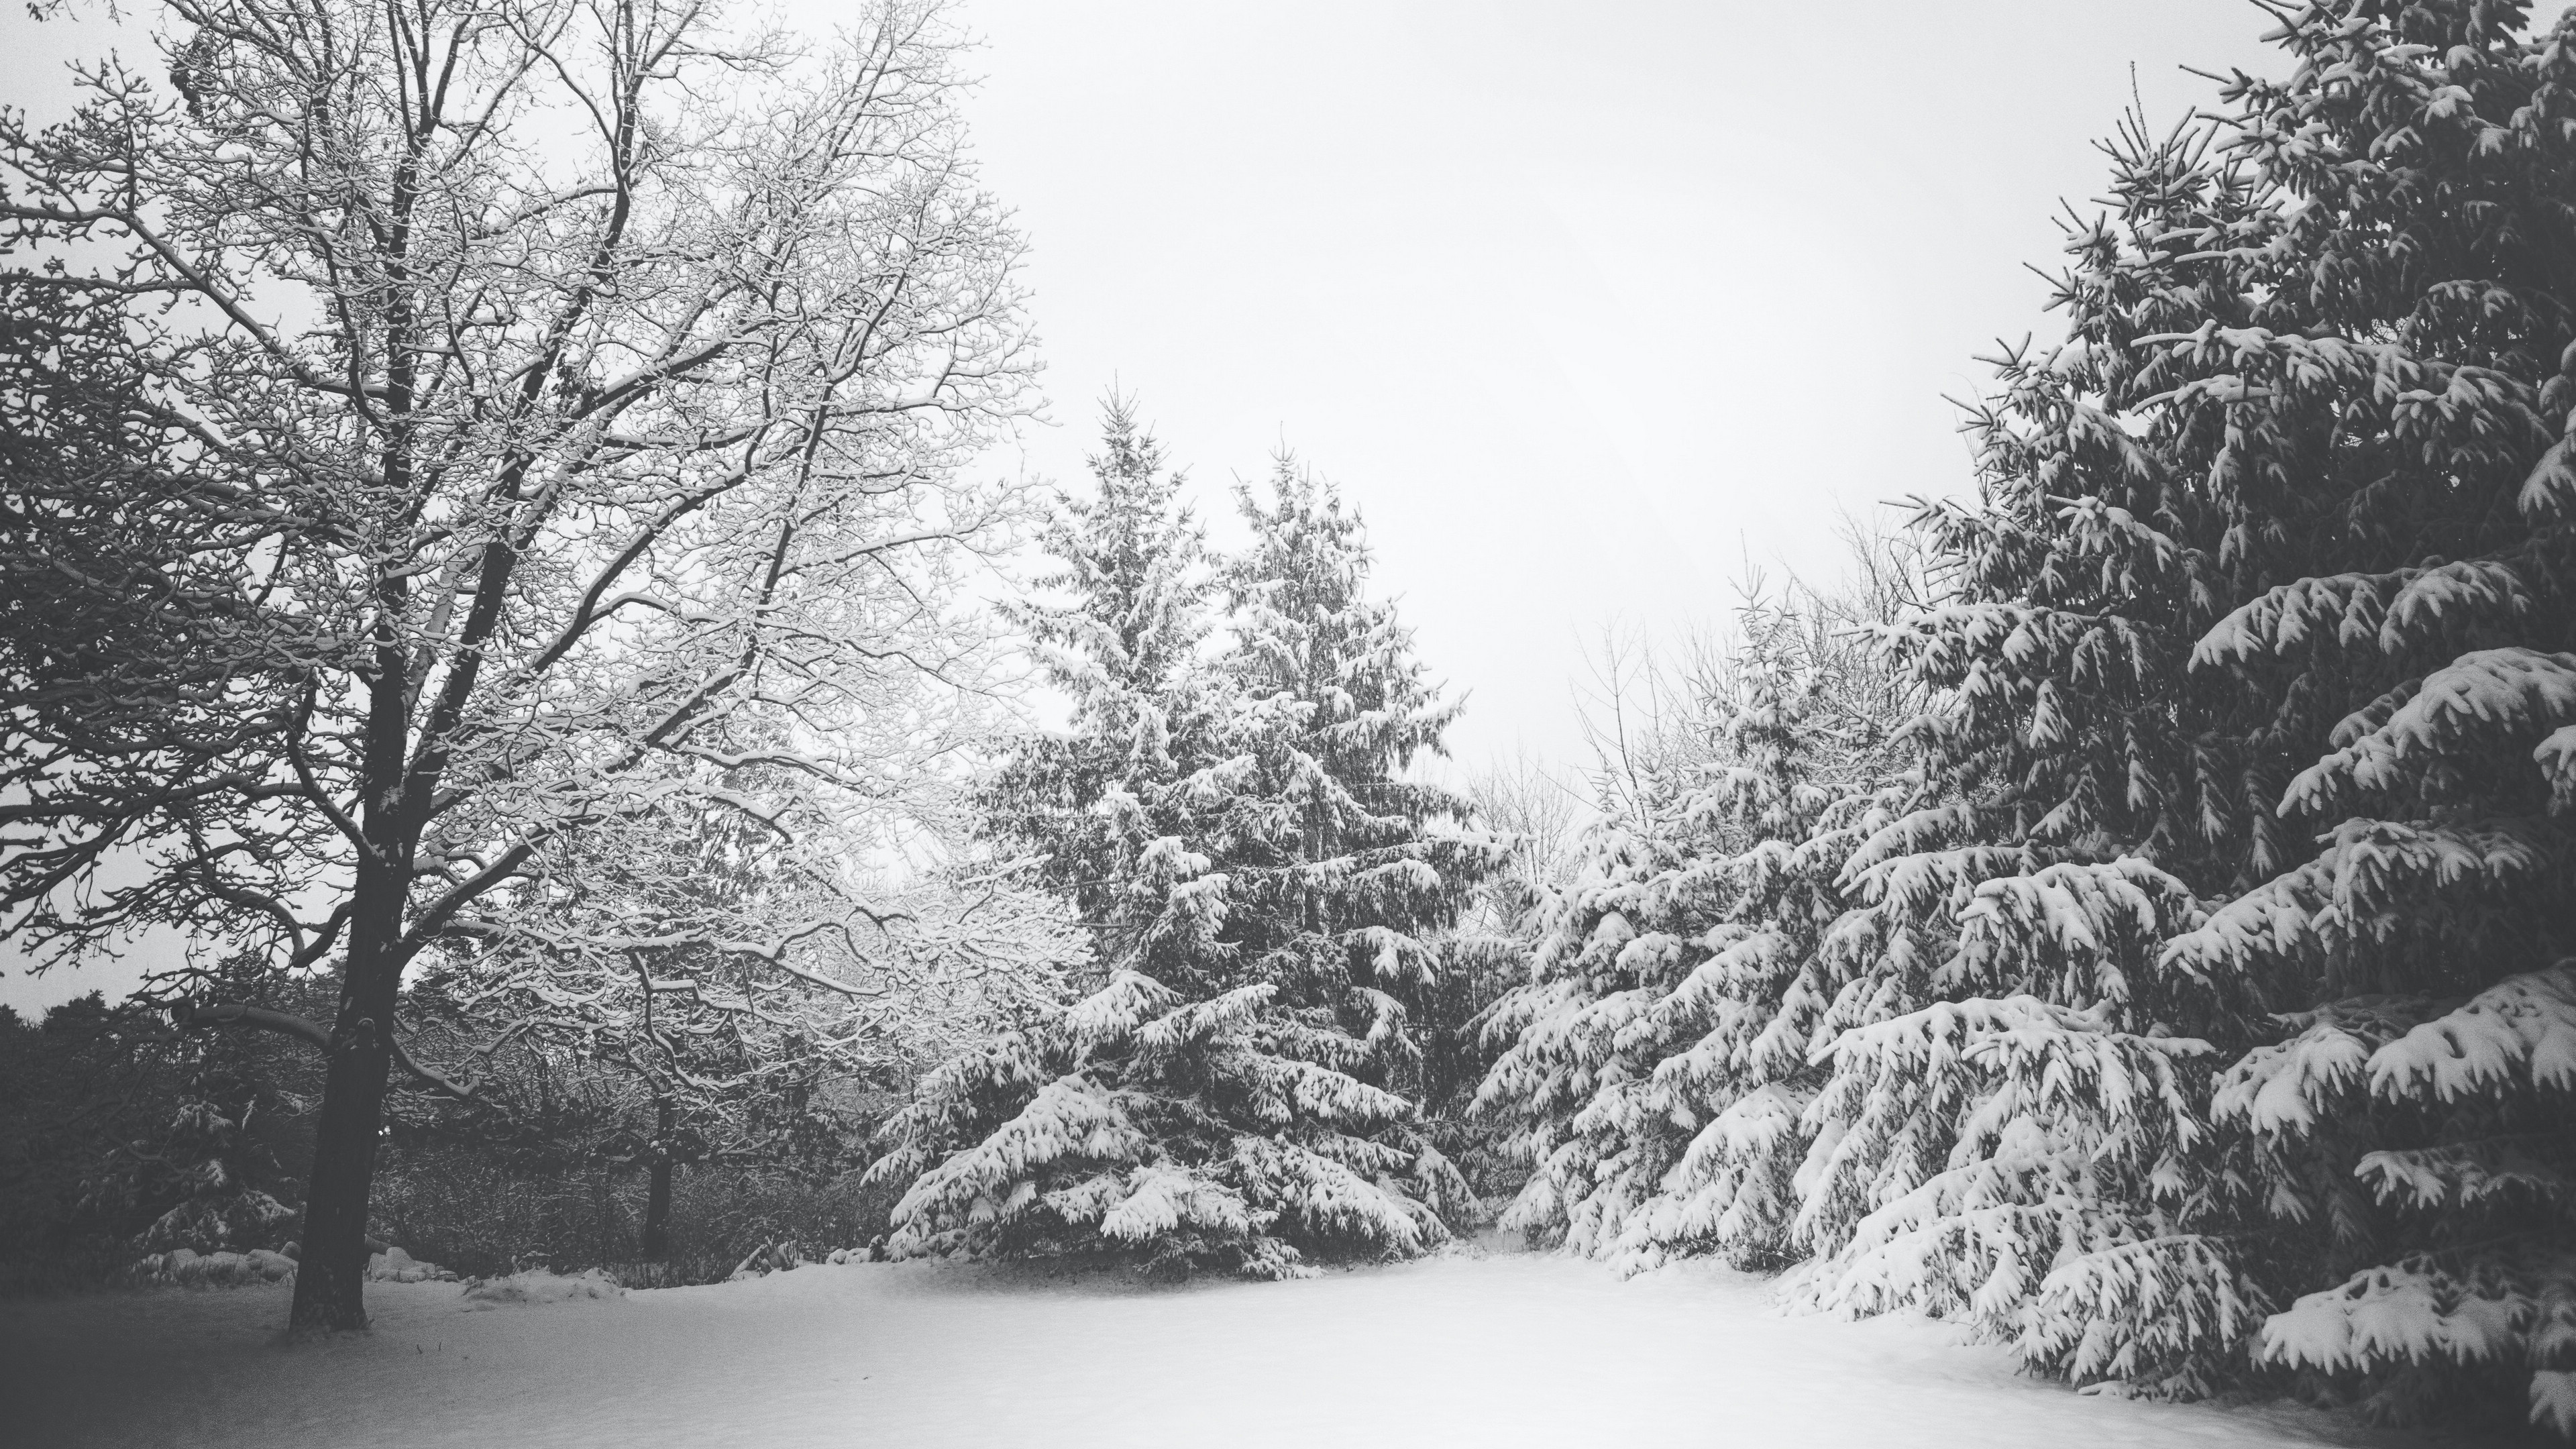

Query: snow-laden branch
left=172, top=1000, right=489, bottom=1104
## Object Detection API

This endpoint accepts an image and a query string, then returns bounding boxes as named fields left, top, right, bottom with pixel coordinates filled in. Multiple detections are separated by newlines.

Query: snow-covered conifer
left=979, top=396, right=1222, bottom=949
left=2132, top=5, right=2576, bottom=1426
left=1216, top=460, right=1508, bottom=1111
left=1783, top=4, right=2576, bottom=1425
left=1776, top=320, right=2271, bottom=1392
left=1477, top=577, right=1914, bottom=1271
left=1772, top=82, right=2308, bottom=1406
left=874, top=435, right=1500, bottom=1275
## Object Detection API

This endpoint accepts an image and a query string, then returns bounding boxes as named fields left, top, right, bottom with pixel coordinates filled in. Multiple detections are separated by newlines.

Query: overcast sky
left=0, top=1, right=2284, bottom=1013
left=931, top=0, right=2279, bottom=767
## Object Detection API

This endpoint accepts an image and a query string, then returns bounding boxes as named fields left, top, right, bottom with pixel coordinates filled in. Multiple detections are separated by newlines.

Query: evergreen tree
left=1477, top=578, right=1914, bottom=1271
left=1780, top=105, right=2273, bottom=1397
left=2146, top=5, right=2576, bottom=1430
left=1786, top=1, right=2576, bottom=1424
left=1216, top=460, right=1507, bottom=1122
left=977, top=397, right=1223, bottom=953
left=1474, top=8, right=2576, bottom=1429
left=873, top=431, right=1502, bottom=1275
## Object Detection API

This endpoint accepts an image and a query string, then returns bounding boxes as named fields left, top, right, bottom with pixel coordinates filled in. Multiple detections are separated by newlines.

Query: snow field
left=0, top=1250, right=2496, bottom=1449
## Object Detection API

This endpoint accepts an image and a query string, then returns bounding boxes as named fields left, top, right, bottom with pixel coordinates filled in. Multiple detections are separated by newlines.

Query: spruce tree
left=1216, top=460, right=1506, bottom=1134
left=1786, top=2, right=2576, bottom=1424
left=2146, top=6, right=2576, bottom=1430
left=1780, top=105, right=2272, bottom=1397
left=976, top=398, right=1222, bottom=951
left=1477, top=580, right=1914, bottom=1271
left=873, top=431, right=1501, bottom=1275
left=1473, top=8, right=2576, bottom=1428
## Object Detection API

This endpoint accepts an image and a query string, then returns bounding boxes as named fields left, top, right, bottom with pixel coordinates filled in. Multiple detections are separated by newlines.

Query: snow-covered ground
left=1, top=1248, right=2506, bottom=1448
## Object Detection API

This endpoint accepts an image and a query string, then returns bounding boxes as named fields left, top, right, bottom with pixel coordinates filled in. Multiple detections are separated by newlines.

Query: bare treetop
left=2, top=0, right=1036, bottom=1328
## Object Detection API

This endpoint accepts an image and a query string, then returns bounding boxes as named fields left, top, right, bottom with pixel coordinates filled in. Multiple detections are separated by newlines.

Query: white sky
left=928, top=0, right=2279, bottom=767
left=0, top=0, right=2282, bottom=1013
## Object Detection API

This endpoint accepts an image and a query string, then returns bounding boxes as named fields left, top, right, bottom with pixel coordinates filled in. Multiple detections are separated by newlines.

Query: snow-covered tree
left=1477, top=571, right=1916, bottom=1271
left=977, top=397, right=1222, bottom=958
left=1458, top=755, right=1582, bottom=932
left=1778, top=4, right=2576, bottom=1426
left=106, top=981, right=317, bottom=1260
left=406, top=743, right=1085, bottom=1257
left=873, top=445, right=1503, bottom=1275
left=0, top=0, right=1032, bottom=1328
left=2138, top=5, right=2576, bottom=1430
left=1216, top=460, right=1509, bottom=1120
left=1749, top=97, right=2318, bottom=1397
left=1423, top=755, right=1576, bottom=1131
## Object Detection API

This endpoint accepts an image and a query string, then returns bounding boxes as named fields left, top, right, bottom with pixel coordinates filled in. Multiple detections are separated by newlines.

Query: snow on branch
left=172, top=1000, right=489, bottom=1106
left=2193, top=561, right=2533, bottom=669
left=2284, top=649, right=2576, bottom=815
left=2256, top=1250, right=2576, bottom=1435
left=2023, top=1234, right=2273, bottom=1397
left=1942, top=857, right=2206, bottom=1016
left=2210, top=996, right=2433, bottom=1136
left=2163, top=818, right=2553, bottom=981
left=2366, top=964, right=2576, bottom=1106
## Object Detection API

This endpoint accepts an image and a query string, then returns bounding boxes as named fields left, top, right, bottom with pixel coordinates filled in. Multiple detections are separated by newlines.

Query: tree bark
left=287, top=865, right=405, bottom=1330
left=642, top=1099, right=676, bottom=1261
left=288, top=643, right=416, bottom=1332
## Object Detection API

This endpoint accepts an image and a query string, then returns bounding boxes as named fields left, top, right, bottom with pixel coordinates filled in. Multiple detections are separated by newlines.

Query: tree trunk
left=286, top=963, right=399, bottom=1326
left=642, top=1099, right=676, bottom=1261
left=286, top=802, right=411, bottom=1330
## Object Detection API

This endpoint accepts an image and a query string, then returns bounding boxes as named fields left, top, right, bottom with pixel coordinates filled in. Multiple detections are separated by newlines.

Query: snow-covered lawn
left=1, top=1250, right=2497, bottom=1448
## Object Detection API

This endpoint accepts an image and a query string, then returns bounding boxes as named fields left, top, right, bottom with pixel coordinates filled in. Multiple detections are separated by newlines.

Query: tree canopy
left=1, top=0, right=1036, bottom=1328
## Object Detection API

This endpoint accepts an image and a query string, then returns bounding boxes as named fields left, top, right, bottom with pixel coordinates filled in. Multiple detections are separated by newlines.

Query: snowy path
left=1, top=1252, right=2502, bottom=1448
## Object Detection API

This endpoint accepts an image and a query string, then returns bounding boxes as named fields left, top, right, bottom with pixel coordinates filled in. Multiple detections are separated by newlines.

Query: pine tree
left=1216, top=459, right=1507, bottom=1133
left=977, top=397, right=1222, bottom=953
left=1691, top=46, right=2349, bottom=1409
left=1477, top=577, right=1915, bottom=1271
left=2141, top=5, right=2576, bottom=1430
left=1772, top=127, right=2277, bottom=1380
left=873, top=431, right=1501, bottom=1275
left=1778, top=3, right=2576, bottom=1426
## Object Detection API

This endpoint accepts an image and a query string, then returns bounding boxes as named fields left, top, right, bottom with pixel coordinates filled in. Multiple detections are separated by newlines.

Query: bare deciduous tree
left=1, top=0, right=1032, bottom=1328
left=1458, top=751, right=1579, bottom=924
left=1570, top=513, right=1929, bottom=828
left=409, top=769, right=1087, bottom=1260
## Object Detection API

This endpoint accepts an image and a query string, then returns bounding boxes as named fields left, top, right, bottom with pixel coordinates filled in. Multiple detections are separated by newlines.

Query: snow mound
left=368, top=1246, right=456, bottom=1283
left=460, top=1267, right=625, bottom=1309
left=461, top=1263, right=626, bottom=1309
left=136, top=1247, right=299, bottom=1285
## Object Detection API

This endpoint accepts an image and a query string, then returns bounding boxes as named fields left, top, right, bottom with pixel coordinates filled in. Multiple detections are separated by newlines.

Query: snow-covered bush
left=366, top=1246, right=456, bottom=1283
left=462, top=1267, right=624, bottom=1309
left=72, top=981, right=324, bottom=1266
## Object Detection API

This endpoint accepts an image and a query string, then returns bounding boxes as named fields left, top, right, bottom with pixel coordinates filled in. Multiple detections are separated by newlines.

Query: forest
left=3, top=0, right=2573, bottom=1443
